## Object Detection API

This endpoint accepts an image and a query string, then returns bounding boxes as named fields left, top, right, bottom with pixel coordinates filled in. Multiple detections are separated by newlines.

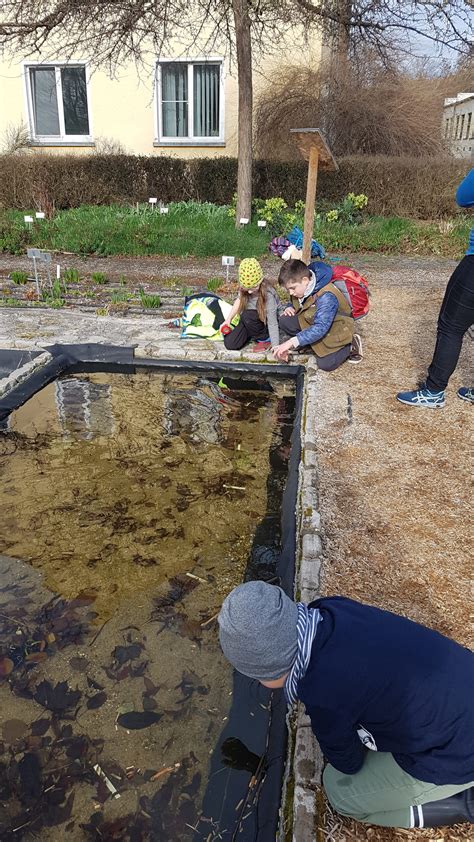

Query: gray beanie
left=218, top=581, right=298, bottom=680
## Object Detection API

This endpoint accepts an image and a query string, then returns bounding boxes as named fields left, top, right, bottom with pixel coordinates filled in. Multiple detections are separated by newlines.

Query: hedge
left=0, top=152, right=468, bottom=219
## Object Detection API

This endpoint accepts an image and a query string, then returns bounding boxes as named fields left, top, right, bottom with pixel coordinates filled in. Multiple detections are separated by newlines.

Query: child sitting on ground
left=218, top=581, right=474, bottom=830
left=221, top=258, right=282, bottom=351
left=273, top=258, right=362, bottom=369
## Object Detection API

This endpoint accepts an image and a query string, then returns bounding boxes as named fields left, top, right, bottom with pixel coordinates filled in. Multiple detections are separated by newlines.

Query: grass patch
left=10, top=270, right=29, bottom=285
left=0, top=203, right=469, bottom=260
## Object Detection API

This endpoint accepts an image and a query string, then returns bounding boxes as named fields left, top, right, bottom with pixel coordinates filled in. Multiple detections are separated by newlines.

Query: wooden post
left=302, top=147, right=319, bottom=264
left=290, top=128, right=338, bottom=264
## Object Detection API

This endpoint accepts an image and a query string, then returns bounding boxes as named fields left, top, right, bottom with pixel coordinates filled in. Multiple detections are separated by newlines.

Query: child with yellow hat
left=220, top=258, right=282, bottom=351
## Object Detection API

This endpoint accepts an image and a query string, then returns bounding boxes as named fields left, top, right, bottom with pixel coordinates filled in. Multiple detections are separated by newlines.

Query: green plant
left=206, top=277, right=222, bottom=292
left=119, top=274, right=127, bottom=285
left=325, top=193, right=369, bottom=225
left=95, top=307, right=108, bottom=316
left=63, top=267, right=80, bottom=284
left=138, top=287, right=161, bottom=308
left=91, top=271, right=108, bottom=284
left=180, top=285, right=194, bottom=297
left=10, top=270, right=29, bottom=284
left=111, top=290, right=129, bottom=304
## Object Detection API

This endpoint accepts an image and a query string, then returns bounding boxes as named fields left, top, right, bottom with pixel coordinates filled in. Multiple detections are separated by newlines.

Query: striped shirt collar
left=285, top=603, right=321, bottom=704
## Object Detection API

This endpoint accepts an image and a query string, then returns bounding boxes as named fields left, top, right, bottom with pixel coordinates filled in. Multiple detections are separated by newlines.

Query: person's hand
left=272, top=338, right=297, bottom=362
left=282, top=306, right=296, bottom=316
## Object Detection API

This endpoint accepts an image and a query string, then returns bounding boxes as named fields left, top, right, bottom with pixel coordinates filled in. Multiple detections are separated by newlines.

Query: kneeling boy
left=273, top=259, right=361, bottom=368
left=218, top=581, right=474, bottom=829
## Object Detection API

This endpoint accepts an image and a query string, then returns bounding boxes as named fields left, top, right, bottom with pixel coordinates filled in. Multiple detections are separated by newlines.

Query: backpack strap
left=315, top=282, right=352, bottom=316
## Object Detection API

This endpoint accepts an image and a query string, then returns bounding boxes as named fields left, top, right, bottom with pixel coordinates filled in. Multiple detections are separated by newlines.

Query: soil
left=310, top=269, right=472, bottom=842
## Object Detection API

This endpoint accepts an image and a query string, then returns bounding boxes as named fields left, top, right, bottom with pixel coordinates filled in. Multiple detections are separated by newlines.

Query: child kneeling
left=219, top=581, right=474, bottom=829
left=274, top=258, right=361, bottom=368
left=221, top=258, right=281, bottom=350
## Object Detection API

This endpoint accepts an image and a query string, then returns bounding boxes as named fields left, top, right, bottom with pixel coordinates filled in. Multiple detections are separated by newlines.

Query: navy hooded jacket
left=297, top=597, right=474, bottom=785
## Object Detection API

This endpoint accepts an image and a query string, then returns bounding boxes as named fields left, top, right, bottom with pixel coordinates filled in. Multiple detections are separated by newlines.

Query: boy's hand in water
left=282, top=306, right=296, bottom=316
left=272, top=338, right=298, bottom=362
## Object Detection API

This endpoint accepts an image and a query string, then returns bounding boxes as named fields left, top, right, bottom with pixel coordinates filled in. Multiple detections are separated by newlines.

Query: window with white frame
left=25, top=64, right=91, bottom=141
left=157, top=60, right=223, bottom=142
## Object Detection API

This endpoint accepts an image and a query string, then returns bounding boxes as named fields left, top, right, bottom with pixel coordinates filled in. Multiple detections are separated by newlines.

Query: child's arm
left=456, top=168, right=474, bottom=208
left=222, top=296, right=241, bottom=326
left=294, top=292, right=338, bottom=347
left=266, top=293, right=280, bottom=347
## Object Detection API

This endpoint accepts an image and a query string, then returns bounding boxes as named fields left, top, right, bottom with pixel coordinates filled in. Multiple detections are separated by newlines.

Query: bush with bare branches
left=255, top=55, right=473, bottom=160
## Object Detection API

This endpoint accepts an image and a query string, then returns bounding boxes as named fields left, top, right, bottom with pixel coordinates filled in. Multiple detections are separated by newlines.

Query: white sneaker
left=348, top=333, right=363, bottom=363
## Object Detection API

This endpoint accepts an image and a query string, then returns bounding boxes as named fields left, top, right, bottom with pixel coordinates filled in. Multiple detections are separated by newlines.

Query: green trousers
left=323, top=751, right=474, bottom=828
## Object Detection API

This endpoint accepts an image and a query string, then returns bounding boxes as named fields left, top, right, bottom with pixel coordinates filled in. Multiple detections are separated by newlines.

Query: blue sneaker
left=396, top=386, right=445, bottom=408
left=457, top=387, right=474, bottom=403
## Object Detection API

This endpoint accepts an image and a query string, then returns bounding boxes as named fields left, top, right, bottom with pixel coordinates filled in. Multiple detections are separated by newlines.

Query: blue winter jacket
left=293, top=261, right=342, bottom=348
left=455, top=167, right=474, bottom=255
left=298, top=597, right=474, bottom=785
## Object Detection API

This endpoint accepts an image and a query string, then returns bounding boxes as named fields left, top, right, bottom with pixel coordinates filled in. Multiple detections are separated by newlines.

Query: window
left=466, top=113, right=472, bottom=140
left=26, top=64, right=92, bottom=142
left=459, top=114, right=465, bottom=140
left=157, top=60, right=223, bottom=143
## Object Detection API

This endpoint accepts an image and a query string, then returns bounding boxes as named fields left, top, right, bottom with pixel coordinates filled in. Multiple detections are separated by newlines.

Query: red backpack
left=330, top=265, right=370, bottom=320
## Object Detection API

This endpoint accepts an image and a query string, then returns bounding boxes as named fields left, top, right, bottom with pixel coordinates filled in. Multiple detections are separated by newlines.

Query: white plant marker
left=257, top=220, right=267, bottom=228
left=24, top=215, right=33, bottom=228
left=35, top=212, right=45, bottom=220
left=239, top=217, right=249, bottom=225
left=148, top=198, right=157, bottom=211
left=160, top=206, right=169, bottom=214
left=56, top=264, right=61, bottom=280
left=222, top=255, right=235, bottom=284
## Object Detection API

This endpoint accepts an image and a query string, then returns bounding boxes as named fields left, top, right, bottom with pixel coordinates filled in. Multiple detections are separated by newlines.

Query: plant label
left=27, top=248, right=41, bottom=258
left=160, top=207, right=169, bottom=214
left=35, top=212, right=45, bottom=220
left=38, top=252, right=52, bottom=264
left=239, top=217, right=249, bottom=225
left=257, top=220, right=267, bottom=227
left=24, top=215, right=33, bottom=223
left=222, top=256, right=235, bottom=266
left=148, top=198, right=157, bottom=204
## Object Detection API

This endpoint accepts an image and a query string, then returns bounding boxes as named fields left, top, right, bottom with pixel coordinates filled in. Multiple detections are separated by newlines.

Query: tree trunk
left=232, top=0, right=253, bottom=227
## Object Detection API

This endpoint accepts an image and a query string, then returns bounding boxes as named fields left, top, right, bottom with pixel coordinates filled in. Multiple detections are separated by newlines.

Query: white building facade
left=443, top=93, right=474, bottom=159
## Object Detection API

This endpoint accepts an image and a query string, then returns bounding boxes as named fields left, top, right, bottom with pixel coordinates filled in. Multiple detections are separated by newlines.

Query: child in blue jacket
left=219, top=581, right=474, bottom=829
left=273, top=259, right=362, bottom=368
left=397, top=167, right=474, bottom=407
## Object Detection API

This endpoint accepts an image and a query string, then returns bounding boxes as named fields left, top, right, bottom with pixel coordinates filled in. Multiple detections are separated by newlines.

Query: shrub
left=0, top=153, right=468, bottom=221
left=10, top=270, right=29, bottom=284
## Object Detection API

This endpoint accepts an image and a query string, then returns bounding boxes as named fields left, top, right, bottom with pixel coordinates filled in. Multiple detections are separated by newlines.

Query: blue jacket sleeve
left=456, top=168, right=474, bottom=208
left=305, top=704, right=366, bottom=774
left=294, top=292, right=339, bottom=347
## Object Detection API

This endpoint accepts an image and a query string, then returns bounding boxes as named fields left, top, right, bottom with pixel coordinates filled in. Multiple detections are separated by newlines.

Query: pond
left=0, top=364, right=299, bottom=840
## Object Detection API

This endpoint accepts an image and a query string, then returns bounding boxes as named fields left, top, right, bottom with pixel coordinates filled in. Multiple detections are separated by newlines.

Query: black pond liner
left=0, top=343, right=304, bottom=841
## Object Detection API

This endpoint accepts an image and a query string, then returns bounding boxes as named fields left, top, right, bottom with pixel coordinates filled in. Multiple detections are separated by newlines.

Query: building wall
left=442, top=94, right=474, bottom=159
left=0, top=33, right=323, bottom=158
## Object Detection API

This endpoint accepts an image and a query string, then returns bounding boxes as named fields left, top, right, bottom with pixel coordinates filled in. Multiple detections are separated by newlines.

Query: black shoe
left=413, top=786, right=474, bottom=828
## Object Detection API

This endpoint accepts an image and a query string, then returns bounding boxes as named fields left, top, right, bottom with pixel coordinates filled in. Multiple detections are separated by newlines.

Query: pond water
left=0, top=368, right=296, bottom=840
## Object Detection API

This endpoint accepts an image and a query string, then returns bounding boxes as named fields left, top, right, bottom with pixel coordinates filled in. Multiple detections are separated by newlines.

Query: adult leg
left=323, top=752, right=474, bottom=829
left=426, top=255, right=474, bottom=392
left=224, top=310, right=267, bottom=350
left=316, top=343, right=352, bottom=371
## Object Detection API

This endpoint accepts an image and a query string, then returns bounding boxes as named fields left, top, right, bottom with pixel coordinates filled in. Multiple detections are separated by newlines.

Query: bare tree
left=0, top=0, right=472, bottom=223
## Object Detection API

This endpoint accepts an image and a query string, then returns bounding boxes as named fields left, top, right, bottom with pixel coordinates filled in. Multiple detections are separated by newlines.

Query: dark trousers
left=224, top=309, right=269, bottom=350
left=279, top=313, right=351, bottom=371
left=426, top=255, right=474, bottom=392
